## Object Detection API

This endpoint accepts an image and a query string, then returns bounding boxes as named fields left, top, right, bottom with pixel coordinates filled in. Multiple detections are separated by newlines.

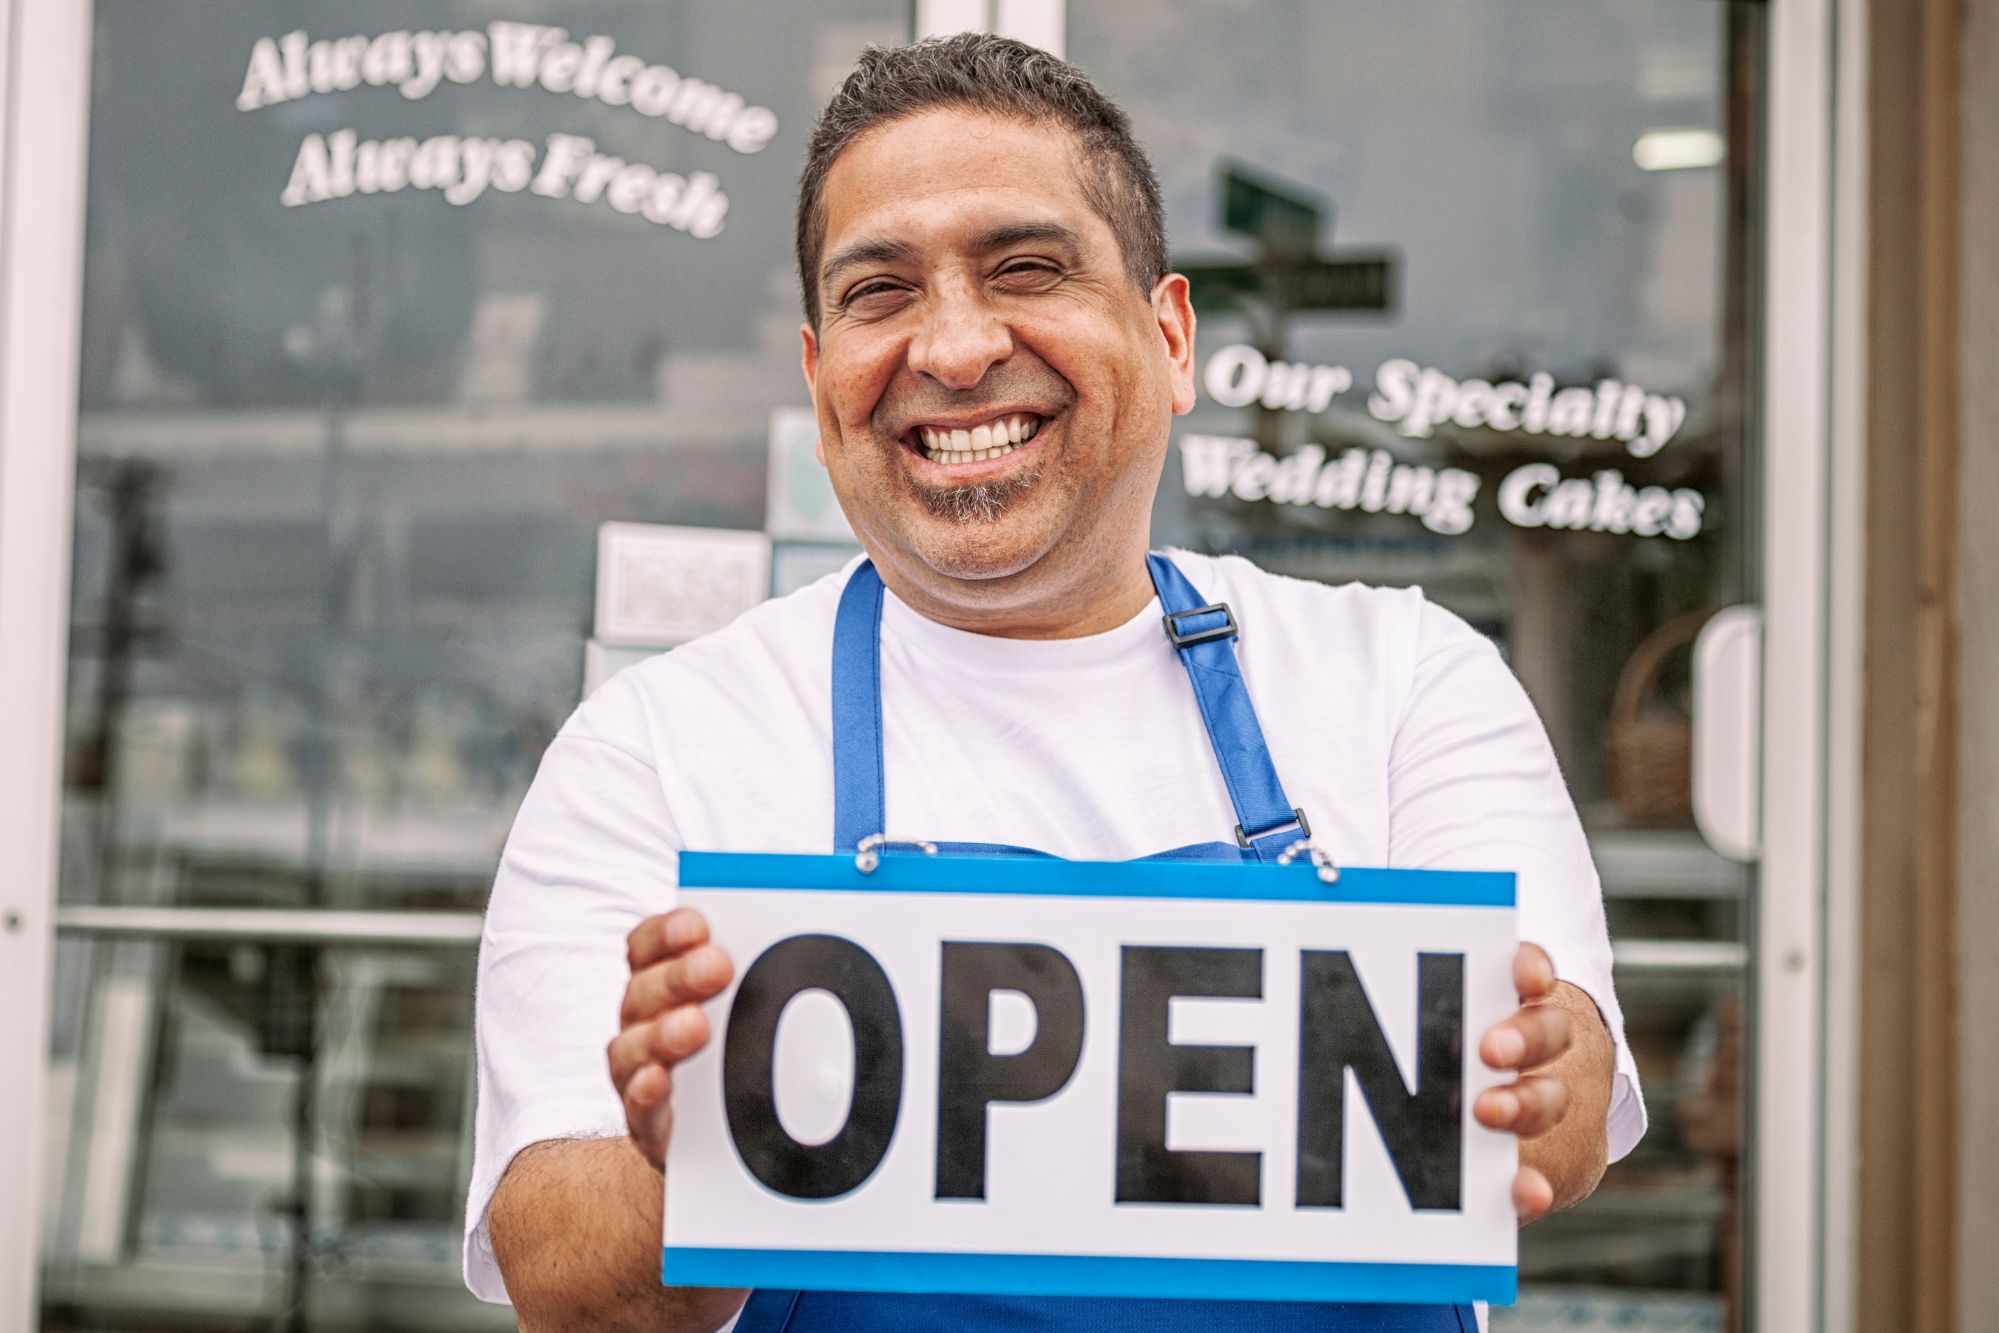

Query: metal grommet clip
left=856, top=833, right=938, bottom=873
left=1276, top=838, right=1341, bottom=886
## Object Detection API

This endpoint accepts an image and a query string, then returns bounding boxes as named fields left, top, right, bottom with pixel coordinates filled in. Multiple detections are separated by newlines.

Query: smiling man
left=467, top=34, right=1644, bottom=1333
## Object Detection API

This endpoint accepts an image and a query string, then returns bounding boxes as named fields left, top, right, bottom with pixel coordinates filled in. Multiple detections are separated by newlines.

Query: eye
left=838, top=279, right=914, bottom=316
left=996, top=258, right=1061, bottom=282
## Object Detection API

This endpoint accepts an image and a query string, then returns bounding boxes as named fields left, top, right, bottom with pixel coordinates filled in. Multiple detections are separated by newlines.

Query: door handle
left=1692, top=604, right=1763, bottom=861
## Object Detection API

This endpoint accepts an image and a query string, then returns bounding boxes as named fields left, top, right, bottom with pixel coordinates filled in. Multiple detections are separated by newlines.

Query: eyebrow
left=819, top=221, right=1086, bottom=297
left=819, top=237, right=920, bottom=296
left=973, top=221, right=1084, bottom=255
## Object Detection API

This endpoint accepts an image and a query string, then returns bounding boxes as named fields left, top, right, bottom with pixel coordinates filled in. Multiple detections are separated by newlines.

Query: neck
left=872, top=540, right=1157, bottom=640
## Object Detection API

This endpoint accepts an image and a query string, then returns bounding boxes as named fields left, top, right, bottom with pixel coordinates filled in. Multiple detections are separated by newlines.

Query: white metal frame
left=1760, top=0, right=1859, bottom=1328
left=0, top=1, right=93, bottom=1330
left=1818, top=1, right=1870, bottom=1330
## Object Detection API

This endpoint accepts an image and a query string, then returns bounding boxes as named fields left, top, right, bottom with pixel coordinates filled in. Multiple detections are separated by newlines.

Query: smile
left=914, top=412, right=1043, bottom=466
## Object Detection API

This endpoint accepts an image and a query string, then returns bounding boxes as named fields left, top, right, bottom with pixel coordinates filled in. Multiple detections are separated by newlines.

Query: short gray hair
left=795, top=33, right=1168, bottom=326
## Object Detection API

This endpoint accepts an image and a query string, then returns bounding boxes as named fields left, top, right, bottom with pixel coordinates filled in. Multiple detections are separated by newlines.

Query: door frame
left=0, top=1, right=1862, bottom=1330
left=1761, top=0, right=1865, bottom=1328
left=0, top=0, right=93, bottom=1330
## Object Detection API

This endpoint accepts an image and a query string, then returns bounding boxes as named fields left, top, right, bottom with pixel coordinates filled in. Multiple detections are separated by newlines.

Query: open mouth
left=909, top=412, right=1044, bottom=466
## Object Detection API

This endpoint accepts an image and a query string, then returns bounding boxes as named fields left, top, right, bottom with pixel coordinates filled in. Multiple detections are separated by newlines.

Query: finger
left=1513, top=942, right=1557, bottom=1002
left=1480, top=1002, right=1572, bottom=1070
left=1475, top=1075, right=1570, bottom=1138
left=646, top=1004, right=713, bottom=1067
left=627, top=908, right=711, bottom=971
left=606, top=1002, right=711, bottom=1089
left=623, top=1064, right=675, bottom=1167
left=627, top=1060, right=673, bottom=1110
left=607, top=1021, right=657, bottom=1091
left=619, top=945, right=735, bottom=1024
left=1513, top=1166, right=1555, bottom=1224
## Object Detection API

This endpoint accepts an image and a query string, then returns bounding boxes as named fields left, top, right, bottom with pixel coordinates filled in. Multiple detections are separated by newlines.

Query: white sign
left=594, top=522, right=770, bottom=649
left=581, top=638, right=661, bottom=699
left=766, top=407, right=856, bottom=544
left=772, top=543, right=862, bottom=598
left=664, top=852, right=1519, bottom=1306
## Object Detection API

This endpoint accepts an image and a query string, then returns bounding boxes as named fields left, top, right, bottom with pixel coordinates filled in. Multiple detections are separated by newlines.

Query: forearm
left=1520, top=981, right=1615, bottom=1214
left=488, top=1136, right=748, bottom=1333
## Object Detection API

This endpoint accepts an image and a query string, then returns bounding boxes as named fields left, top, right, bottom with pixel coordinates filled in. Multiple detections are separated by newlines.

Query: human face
left=801, top=108, right=1195, bottom=616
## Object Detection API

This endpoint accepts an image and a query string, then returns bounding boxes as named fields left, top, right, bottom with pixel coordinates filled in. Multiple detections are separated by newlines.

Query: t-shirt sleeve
left=462, top=688, right=682, bottom=1304
left=1385, top=597, right=1647, bottom=1164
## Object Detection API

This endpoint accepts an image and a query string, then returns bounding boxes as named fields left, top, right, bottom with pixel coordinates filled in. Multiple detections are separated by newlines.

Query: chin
left=904, top=518, right=1054, bottom=585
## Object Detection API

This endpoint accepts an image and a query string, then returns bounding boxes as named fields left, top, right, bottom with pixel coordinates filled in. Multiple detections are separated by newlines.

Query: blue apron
left=732, top=555, right=1474, bottom=1333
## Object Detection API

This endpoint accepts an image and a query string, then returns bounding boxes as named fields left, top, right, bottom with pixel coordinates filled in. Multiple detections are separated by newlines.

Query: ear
left=799, top=322, right=826, bottom=464
left=1152, top=273, right=1197, bottom=415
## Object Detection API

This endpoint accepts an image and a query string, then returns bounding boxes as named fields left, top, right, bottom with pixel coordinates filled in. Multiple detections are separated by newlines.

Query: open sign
left=662, top=852, right=1519, bottom=1306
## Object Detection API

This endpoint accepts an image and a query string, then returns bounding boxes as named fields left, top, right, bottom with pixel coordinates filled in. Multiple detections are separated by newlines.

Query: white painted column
left=916, top=0, right=992, bottom=38
left=0, top=1, right=94, bottom=1330
left=916, top=0, right=1067, bottom=58
left=1819, top=0, right=1872, bottom=1330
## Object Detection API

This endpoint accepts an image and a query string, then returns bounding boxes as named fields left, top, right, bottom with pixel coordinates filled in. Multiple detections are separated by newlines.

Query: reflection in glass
left=50, top=3, right=906, bottom=1327
left=43, top=938, right=499, bottom=1331
left=1070, top=2, right=1762, bottom=1327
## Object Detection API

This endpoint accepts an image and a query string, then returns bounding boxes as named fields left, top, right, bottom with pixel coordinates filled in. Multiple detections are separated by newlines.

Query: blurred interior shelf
left=54, top=905, right=484, bottom=946
left=112, top=798, right=514, bottom=881
left=1613, top=939, right=1747, bottom=972
left=80, top=403, right=771, bottom=457
left=42, top=1257, right=517, bottom=1332
left=1588, top=826, right=1746, bottom=900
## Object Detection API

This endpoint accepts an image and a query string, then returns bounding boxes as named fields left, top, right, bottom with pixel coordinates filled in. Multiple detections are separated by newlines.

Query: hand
left=607, top=908, right=735, bottom=1169
left=1474, top=942, right=1573, bottom=1224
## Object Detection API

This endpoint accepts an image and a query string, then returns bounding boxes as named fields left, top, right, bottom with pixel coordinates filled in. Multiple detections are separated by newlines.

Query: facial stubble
left=906, top=458, right=1047, bottom=524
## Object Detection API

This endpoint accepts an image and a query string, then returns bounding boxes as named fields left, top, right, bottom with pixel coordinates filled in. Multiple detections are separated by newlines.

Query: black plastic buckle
left=1236, top=807, right=1310, bottom=849
left=1163, top=602, right=1237, bottom=648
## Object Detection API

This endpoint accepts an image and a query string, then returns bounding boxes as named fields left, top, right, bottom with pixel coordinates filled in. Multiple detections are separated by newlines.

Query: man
left=467, top=33, right=1644, bottom=1333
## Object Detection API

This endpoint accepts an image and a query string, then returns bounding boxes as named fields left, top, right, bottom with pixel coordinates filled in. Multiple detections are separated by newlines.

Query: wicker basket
left=1602, top=611, right=1712, bottom=824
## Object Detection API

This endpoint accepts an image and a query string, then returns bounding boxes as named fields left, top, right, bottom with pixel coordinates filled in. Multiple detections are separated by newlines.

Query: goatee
left=909, top=463, right=1043, bottom=524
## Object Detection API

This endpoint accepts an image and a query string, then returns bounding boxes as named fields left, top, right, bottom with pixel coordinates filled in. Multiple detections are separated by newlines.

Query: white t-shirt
left=464, top=550, right=1647, bottom=1304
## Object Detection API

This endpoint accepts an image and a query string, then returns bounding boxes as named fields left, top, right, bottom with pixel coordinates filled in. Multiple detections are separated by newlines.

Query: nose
left=906, top=282, right=1013, bottom=391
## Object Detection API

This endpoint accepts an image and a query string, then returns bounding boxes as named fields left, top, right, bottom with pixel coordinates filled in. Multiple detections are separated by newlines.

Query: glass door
left=1062, top=2, right=1771, bottom=1328
left=32, top=3, right=903, bottom=1328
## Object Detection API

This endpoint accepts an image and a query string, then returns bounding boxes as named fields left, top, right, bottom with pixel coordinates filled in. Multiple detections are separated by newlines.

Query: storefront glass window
left=45, top=4, right=902, bottom=1326
left=45, top=2, right=1762, bottom=1328
left=1072, top=1, right=1762, bottom=1326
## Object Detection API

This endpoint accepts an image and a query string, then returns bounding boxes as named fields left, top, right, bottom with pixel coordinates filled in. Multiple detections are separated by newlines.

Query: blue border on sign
left=661, top=1246, right=1516, bottom=1304
left=678, top=850, right=1514, bottom=908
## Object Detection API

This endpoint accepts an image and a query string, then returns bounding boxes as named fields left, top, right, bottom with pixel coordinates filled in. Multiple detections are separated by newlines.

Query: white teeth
left=916, top=413, right=1045, bottom=463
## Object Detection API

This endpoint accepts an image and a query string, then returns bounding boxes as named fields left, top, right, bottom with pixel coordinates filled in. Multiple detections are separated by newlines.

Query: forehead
left=819, top=108, right=1107, bottom=262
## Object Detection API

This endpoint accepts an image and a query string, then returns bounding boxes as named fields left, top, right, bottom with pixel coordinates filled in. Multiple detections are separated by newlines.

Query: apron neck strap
left=830, top=556, right=1306, bottom=860
left=831, top=560, right=889, bottom=854
left=1145, top=554, right=1306, bottom=860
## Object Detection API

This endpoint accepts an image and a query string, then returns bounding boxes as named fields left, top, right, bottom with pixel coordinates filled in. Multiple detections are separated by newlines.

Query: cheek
left=818, top=336, right=902, bottom=433
left=1064, top=337, right=1165, bottom=439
